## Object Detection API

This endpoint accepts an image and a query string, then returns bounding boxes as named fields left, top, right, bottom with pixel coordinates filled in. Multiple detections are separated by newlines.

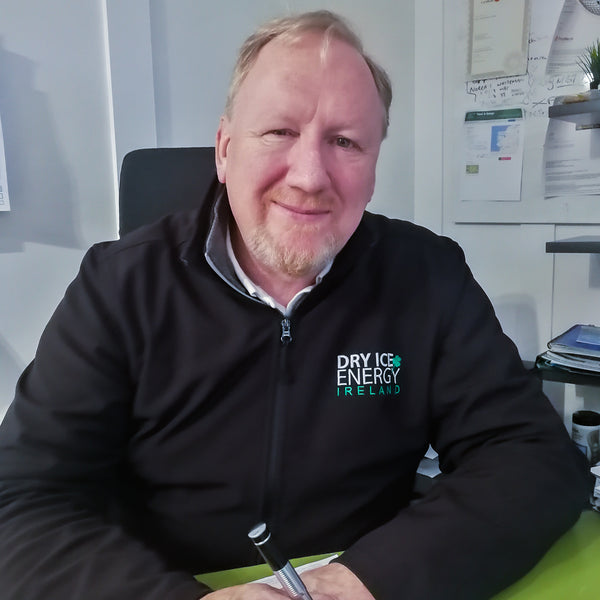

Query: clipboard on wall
left=468, top=0, right=530, bottom=80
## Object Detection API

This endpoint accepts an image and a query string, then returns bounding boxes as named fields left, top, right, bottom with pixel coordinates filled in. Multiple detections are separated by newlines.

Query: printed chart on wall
left=0, top=114, right=9, bottom=211
left=447, top=0, right=600, bottom=223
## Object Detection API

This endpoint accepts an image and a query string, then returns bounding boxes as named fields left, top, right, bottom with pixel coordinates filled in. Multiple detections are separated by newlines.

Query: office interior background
left=1, top=0, right=600, bottom=423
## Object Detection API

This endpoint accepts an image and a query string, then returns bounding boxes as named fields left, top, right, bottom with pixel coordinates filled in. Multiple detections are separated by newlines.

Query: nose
left=285, top=135, right=330, bottom=193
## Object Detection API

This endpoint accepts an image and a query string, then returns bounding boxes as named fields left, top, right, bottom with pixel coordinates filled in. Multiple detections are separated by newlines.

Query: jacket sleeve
left=336, top=238, right=594, bottom=600
left=0, top=246, right=210, bottom=600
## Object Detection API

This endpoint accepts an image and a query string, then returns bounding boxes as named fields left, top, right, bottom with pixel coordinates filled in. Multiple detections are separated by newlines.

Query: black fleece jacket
left=0, top=187, right=592, bottom=599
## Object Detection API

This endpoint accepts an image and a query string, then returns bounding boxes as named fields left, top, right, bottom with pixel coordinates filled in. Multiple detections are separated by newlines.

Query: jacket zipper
left=280, top=317, right=292, bottom=344
left=261, top=317, right=293, bottom=527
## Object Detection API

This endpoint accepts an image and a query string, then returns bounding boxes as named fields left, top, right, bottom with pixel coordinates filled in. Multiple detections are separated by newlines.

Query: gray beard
left=248, top=223, right=339, bottom=278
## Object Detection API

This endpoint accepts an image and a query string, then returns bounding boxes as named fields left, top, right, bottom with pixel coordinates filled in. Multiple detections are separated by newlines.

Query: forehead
left=253, top=32, right=371, bottom=87
left=231, top=32, right=383, bottom=126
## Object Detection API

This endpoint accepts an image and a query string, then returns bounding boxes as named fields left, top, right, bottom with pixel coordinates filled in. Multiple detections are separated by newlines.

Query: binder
left=547, top=324, right=600, bottom=359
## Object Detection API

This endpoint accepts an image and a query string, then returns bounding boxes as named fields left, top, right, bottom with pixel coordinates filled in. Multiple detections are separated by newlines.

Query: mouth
left=273, top=200, right=331, bottom=218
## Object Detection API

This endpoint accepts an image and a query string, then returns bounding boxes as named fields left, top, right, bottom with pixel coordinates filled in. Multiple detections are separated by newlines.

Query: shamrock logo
left=393, top=355, right=402, bottom=368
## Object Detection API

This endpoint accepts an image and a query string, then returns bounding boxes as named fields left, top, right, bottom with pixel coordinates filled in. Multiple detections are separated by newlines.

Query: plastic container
left=572, top=410, right=600, bottom=466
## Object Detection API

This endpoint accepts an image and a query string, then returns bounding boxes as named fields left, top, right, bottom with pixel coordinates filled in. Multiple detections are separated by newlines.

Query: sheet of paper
left=0, top=114, right=10, bottom=211
left=544, top=118, right=600, bottom=197
left=546, top=0, right=600, bottom=78
left=460, top=108, right=525, bottom=202
left=469, top=0, right=530, bottom=80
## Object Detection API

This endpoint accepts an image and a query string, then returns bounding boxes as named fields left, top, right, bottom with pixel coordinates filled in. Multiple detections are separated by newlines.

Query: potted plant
left=577, top=39, right=600, bottom=90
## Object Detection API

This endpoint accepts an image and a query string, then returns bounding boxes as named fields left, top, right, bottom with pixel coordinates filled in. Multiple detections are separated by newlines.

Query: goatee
left=248, top=222, right=339, bottom=278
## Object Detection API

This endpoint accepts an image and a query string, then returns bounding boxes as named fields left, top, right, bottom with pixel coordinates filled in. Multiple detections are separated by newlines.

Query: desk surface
left=196, top=511, right=600, bottom=599
left=493, top=510, right=600, bottom=599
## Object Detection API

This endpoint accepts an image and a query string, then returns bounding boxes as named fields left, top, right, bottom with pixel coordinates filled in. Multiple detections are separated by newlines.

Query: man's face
left=216, top=32, right=385, bottom=280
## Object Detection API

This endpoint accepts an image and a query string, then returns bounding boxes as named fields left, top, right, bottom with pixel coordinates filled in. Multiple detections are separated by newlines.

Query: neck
left=239, top=248, right=319, bottom=307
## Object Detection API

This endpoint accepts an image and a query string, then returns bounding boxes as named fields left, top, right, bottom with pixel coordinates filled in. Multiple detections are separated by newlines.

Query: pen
left=248, top=522, right=313, bottom=600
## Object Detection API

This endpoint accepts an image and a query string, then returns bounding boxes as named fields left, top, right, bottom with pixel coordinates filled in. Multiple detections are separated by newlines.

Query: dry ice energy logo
left=336, top=352, right=402, bottom=397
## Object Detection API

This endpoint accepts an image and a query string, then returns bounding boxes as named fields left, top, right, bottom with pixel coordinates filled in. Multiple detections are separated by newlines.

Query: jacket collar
left=203, top=186, right=247, bottom=295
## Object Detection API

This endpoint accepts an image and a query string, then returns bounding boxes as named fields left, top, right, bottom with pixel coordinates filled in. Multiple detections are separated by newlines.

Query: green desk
left=493, top=510, right=599, bottom=599
left=197, top=511, right=600, bottom=598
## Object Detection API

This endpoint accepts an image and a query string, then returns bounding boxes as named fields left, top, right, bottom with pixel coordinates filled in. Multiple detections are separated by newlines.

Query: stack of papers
left=536, top=324, right=600, bottom=375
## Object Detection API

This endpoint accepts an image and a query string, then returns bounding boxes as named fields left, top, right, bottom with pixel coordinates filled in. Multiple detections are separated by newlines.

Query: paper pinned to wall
left=469, top=0, right=530, bottom=80
left=546, top=0, right=600, bottom=77
left=544, top=117, right=600, bottom=198
left=0, top=115, right=10, bottom=212
left=460, top=108, right=525, bottom=203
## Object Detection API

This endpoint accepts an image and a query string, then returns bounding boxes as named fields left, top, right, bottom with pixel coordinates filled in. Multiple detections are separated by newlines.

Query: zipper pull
left=280, top=318, right=292, bottom=344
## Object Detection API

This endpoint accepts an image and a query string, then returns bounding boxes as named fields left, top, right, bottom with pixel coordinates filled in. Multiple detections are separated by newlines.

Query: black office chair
left=118, top=147, right=217, bottom=236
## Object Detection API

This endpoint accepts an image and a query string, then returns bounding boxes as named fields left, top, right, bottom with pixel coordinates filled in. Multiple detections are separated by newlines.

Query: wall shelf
left=548, top=98, right=600, bottom=127
left=525, top=360, right=600, bottom=388
left=546, top=236, right=600, bottom=253
left=533, top=364, right=600, bottom=387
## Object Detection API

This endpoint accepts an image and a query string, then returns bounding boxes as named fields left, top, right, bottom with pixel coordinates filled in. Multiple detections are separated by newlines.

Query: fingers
left=202, top=581, right=290, bottom=599
left=301, top=563, right=375, bottom=600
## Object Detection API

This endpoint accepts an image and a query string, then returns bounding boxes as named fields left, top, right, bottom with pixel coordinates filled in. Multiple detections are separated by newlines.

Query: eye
left=334, top=136, right=357, bottom=150
left=266, top=129, right=295, bottom=137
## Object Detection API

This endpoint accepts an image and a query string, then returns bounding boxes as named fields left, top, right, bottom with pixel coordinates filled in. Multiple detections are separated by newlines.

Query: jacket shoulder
left=88, top=209, right=203, bottom=265
left=362, top=212, right=464, bottom=261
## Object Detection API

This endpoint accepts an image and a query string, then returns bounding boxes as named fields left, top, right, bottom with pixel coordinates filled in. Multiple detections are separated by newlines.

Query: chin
left=252, top=228, right=340, bottom=278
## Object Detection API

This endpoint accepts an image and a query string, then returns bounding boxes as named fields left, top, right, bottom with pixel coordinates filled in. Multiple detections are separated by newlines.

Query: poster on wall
left=460, top=108, right=524, bottom=203
left=0, top=114, right=9, bottom=212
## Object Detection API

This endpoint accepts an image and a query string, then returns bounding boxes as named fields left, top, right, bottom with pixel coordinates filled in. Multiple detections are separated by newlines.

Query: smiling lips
left=273, top=199, right=331, bottom=218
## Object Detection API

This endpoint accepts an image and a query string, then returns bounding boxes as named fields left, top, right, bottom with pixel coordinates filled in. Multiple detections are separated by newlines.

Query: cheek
left=232, top=147, right=287, bottom=194
left=336, top=163, right=376, bottom=207
left=227, top=156, right=283, bottom=224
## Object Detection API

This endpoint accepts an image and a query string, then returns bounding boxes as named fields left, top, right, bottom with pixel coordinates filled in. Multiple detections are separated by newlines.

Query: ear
left=215, top=116, right=231, bottom=183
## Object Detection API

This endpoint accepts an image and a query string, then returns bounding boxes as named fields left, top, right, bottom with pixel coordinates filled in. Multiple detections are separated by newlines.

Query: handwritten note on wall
left=465, top=73, right=579, bottom=118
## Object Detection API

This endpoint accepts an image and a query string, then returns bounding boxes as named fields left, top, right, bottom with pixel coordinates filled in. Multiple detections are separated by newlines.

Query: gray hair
left=224, top=10, right=392, bottom=137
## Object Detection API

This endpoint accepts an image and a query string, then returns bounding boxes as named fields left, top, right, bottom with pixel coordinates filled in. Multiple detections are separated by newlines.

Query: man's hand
left=201, top=562, right=374, bottom=600
left=201, top=581, right=335, bottom=599
left=202, top=582, right=290, bottom=599
left=301, top=562, right=375, bottom=600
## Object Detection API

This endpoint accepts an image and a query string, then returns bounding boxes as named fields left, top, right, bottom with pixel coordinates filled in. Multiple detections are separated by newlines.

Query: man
left=0, top=10, right=592, bottom=600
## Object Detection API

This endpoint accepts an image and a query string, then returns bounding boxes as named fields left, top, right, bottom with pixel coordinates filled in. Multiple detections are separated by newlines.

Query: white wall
left=0, top=0, right=116, bottom=418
